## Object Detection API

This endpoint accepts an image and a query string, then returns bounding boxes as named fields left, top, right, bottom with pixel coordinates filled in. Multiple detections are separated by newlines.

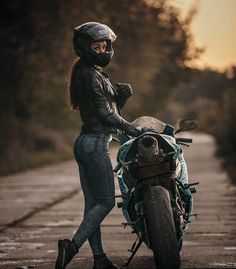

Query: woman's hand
left=122, top=124, right=143, bottom=137
left=115, top=83, right=133, bottom=98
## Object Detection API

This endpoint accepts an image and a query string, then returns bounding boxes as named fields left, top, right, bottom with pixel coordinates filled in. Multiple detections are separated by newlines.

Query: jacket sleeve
left=116, top=94, right=128, bottom=109
left=84, top=71, right=140, bottom=136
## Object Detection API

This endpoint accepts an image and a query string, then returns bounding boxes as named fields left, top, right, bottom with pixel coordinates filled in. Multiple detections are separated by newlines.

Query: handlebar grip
left=176, top=138, right=193, bottom=143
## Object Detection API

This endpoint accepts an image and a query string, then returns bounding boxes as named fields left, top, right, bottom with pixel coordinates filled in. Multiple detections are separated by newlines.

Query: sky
left=171, top=0, right=236, bottom=71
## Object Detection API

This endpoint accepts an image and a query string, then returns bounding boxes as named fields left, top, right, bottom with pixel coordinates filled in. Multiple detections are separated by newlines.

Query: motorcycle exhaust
left=137, top=135, right=159, bottom=162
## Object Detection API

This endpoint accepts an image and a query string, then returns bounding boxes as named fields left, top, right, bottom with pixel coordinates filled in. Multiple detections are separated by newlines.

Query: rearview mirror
left=175, top=119, right=198, bottom=134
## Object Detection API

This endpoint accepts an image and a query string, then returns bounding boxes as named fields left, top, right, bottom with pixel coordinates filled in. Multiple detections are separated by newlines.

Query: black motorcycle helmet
left=73, top=22, right=117, bottom=67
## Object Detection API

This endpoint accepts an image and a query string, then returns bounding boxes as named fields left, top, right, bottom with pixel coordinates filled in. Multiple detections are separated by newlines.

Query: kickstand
left=124, top=238, right=143, bottom=267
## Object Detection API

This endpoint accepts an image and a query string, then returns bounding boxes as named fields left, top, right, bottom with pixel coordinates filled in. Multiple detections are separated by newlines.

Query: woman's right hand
left=122, top=124, right=143, bottom=137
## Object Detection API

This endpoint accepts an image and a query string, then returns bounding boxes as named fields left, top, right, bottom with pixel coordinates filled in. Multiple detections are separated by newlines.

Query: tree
left=0, top=0, right=201, bottom=174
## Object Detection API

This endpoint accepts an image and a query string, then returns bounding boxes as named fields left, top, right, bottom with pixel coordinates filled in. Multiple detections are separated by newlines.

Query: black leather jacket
left=73, top=60, right=138, bottom=135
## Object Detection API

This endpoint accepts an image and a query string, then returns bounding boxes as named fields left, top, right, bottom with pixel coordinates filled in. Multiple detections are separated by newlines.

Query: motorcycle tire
left=144, top=186, right=181, bottom=269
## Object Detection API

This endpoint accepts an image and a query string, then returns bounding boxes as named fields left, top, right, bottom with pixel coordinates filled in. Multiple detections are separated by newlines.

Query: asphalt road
left=0, top=133, right=236, bottom=269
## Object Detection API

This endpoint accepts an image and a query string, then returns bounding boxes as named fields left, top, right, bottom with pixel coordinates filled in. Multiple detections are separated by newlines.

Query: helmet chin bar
left=81, top=41, right=114, bottom=67
left=88, top=51, right=113, bottom=67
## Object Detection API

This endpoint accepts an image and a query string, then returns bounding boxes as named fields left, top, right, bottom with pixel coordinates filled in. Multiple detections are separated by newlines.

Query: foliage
left=165, top=65, right=236, bottom=182
left=0, top=0, right=200, bottom=174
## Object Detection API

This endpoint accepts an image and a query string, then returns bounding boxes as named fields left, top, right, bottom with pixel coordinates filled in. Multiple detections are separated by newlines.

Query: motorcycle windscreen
left=132, top=116, right=166, bottom=133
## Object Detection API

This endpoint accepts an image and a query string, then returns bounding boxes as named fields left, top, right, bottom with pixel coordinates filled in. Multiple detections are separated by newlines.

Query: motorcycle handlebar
left=176, top=138, right=193, bottom=143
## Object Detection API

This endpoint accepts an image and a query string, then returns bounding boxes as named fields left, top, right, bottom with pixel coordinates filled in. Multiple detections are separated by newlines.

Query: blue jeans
left=72, top=133, right=115, bottom=255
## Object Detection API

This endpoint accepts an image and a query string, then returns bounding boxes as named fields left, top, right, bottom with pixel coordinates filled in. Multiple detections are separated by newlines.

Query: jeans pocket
left=81, top=135, right=100, bottom=154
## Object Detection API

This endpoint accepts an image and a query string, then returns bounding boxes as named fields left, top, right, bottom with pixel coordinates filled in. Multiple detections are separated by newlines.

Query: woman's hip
left=74, top=133, right=111, bottom=159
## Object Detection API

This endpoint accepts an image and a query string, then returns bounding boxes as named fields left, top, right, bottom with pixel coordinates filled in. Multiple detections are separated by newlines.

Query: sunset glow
left=171, top=0, right=236, bottom=70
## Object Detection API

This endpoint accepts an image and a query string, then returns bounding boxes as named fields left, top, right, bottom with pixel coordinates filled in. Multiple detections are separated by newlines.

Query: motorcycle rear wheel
left=144, top=186, right=181, bottom=269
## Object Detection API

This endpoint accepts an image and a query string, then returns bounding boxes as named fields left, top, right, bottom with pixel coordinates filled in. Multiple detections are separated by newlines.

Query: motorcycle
left=113, top=116, right=198, bottom=269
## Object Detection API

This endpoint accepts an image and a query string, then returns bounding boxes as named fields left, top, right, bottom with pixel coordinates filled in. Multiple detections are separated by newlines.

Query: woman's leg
left=55, top=134, right=116, bottom=269
left=72, top=134, right=115, bottom=251
left=77, top=160, right=104, bottom=255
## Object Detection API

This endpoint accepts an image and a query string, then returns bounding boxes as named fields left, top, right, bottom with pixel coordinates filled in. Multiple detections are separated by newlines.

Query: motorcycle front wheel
left=144, top=185, right=181, bottom=269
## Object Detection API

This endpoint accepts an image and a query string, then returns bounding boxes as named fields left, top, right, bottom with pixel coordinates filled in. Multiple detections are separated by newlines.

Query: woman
left=55, top=22, right=142, bottom=269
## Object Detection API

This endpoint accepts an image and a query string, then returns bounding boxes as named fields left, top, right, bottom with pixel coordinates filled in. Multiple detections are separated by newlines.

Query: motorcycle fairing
left=118, top=132, right=181, bottom=165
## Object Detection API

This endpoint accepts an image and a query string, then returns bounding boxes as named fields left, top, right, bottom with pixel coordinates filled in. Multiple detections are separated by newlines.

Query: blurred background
left=0, top=0, right=235, bottom=180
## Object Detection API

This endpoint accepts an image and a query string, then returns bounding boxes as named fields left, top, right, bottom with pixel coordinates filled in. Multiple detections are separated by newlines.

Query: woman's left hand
left=115, top=83, right=133, bottom=98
